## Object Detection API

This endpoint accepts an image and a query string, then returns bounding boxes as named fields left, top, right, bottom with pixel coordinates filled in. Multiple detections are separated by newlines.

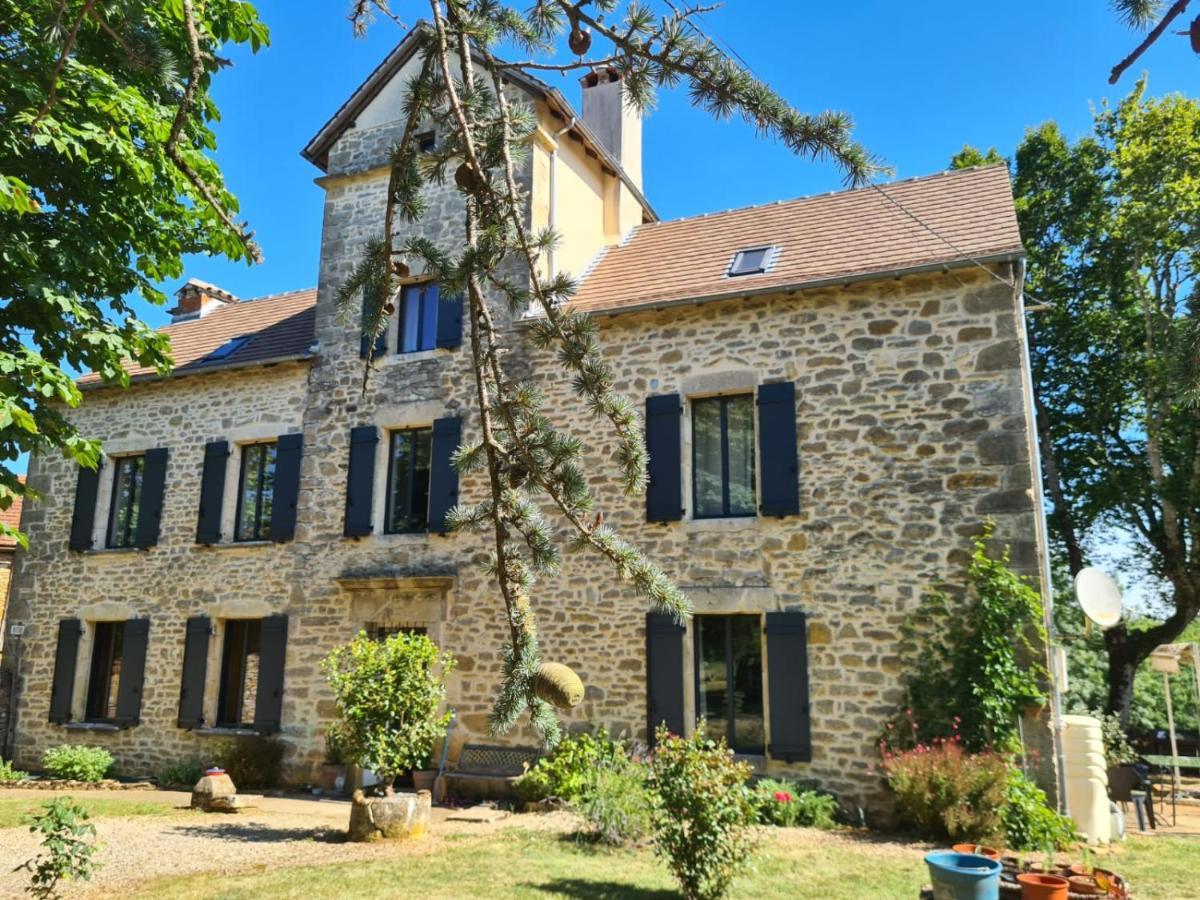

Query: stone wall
left=4, top=363, right=309, bottom=776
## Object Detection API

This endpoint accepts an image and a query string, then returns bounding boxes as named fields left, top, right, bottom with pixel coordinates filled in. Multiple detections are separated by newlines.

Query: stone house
left=0, top=32, right=1053, bottom=811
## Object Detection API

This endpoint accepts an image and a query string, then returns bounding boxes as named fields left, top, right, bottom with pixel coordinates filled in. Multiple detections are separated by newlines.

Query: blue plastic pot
left=924, top=851, right=1002, bottom=900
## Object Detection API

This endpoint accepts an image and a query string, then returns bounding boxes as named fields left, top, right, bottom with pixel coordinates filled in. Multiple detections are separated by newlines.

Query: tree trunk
left=1104, top=576, right=1200, bottom=725
left=1035, top=395, right=1085, bottom=576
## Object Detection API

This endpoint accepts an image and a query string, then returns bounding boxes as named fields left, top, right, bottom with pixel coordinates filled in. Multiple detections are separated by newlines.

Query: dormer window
left=727, top=246, right=775, bottom=277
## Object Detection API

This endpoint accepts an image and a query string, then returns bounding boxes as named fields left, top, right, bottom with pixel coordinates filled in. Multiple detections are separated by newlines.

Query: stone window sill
left=81, top=546, right=146, bottom=557
left=193, top=726, right=262, bottom=737
left=683, top=516, right=761, bottom=534
left=346, top=532, right=432, bottom=544
left=377, top=348, right=445, bottom=366
left=199, top=540, right=275, bottom=551
left=64, top=722, right=120, bottom=732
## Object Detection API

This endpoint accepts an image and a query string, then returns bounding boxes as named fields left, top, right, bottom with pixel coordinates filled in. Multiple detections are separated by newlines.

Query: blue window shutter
left=436, top=292, right=463, bottom=349
left=195, top=441, right=228, bottom=544
left=646, top=612, right=685, bottom=745
left=343, top=426, right=378, bottom=537
left=135, top=447, right=169, bottom=548
left=645, top=394, right=683, bottom=522
left=360, top=286, right=388, bottom=359
left=269, top=433, right=303, bottom=542
left=69, top=465, right=100, bottom=551
left=253, top=614, right=288, bottom=735
left=49, top=618, right=81, bottom=724
left=427, top=417, right=461, bottom=534
left=178, top=616, right=211, bottom=729
left=765, top=611, right=812, bottom=763
left=114, top=618, right=150, bottom=728
left=757, top=382, right=799, bottom=517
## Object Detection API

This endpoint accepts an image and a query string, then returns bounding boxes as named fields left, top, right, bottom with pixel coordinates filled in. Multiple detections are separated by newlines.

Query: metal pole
left=1164, top=669, right=1180, bottom=826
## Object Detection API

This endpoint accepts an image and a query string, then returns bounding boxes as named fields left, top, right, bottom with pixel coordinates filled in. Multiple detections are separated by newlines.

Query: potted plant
left=320, top=724, right=349, bottom=795
left=321, top=630, right=455, bottom=842
left=410, top=751, right=438, bottom=793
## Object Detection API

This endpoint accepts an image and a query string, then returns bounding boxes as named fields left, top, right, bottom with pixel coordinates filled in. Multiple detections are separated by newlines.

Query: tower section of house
left=0, top=30, right=1052, bottom=812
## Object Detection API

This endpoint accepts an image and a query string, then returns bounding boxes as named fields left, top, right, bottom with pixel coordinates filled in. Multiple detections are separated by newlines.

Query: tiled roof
left=79, top=288, right=317, bottom=386
left=569, top=164, right=1023, bottom=314
left=0, top=477, right=24, bottom=549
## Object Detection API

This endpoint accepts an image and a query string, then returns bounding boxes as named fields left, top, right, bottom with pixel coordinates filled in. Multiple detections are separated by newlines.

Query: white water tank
left=1062, top=715, right=1112, bottom=843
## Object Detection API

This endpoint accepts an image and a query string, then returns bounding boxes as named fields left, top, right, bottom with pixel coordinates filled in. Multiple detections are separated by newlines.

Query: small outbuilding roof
left=569, top=164, right=1024, bottom=315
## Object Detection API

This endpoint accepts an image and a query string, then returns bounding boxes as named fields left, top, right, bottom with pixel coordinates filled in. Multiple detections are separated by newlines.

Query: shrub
left=646, top=724, right=757, bottom=900
left=752, top=778, right=837, bottom=828
left=321, top=631, right=455, bottom=791
left=214, top=736, right=287, bottom=789
left=41, top=745, right=113, bottom=783
left=18, top=798, right=100, bottom=899
left=513, top=728, right=627, bottom=806
left=880, top=739, right=1007, bottom=843
left=155, top=758, right=205, bottom=788
left=1002, top=768, right=1076, bottom=850
left=0, top=757, right=29, bottom=782
left=578, top=757, right=652, bottom=846
left=1094, top=712, right=1138, bottom=768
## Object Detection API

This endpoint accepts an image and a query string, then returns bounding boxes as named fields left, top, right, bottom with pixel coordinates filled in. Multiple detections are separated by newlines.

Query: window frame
left=384, top=426, right=433, bottom=535
left=692, top=613, right=765, bottom=755
left=84, top=620, right=125, bottom=723
left=727, top=246, right=775, bottom=277
left=396, top=282, right=439, bottom=355
left=234, top=440, right=278, bottom=542
left=216, top=618, right=262, bottom=728
left=690, top=394, right=757, bottom=520
left=106, top=454, right=146, bottom=548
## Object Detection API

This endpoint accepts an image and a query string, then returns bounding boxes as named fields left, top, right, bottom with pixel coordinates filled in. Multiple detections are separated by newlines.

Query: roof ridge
left=643, top=164, right=1008, bottom=230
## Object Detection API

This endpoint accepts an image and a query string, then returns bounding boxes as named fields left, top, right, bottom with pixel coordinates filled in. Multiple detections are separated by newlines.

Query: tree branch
left=1109, top=0, right=1192, bottom=84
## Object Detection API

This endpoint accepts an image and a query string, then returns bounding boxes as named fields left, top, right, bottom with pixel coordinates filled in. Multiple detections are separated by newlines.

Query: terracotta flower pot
left=412, top=769, right=437, bottom=793
left=952, top=843, right=1001, bottom=860
left=1016, top=872, right=1069, bottom=900
left=1068, top=875, right=1106, bottom=896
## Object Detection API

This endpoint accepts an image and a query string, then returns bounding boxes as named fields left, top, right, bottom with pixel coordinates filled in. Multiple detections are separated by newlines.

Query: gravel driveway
left=0, top=790, right=529, bottom=898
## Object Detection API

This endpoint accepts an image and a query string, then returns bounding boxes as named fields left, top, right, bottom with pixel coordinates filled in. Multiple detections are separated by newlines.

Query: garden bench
left=438, top=743, right=541, bottom=802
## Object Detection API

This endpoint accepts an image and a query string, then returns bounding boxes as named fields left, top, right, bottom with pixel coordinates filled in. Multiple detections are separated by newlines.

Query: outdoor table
left=1142, top=754, right=1200, bottom=826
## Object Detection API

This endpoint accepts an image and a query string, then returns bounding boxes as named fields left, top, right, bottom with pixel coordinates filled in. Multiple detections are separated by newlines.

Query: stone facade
left=0, top=51, right=1051, bottom=813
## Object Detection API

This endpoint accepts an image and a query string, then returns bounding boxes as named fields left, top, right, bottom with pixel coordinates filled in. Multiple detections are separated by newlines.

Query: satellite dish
left=1074, top=567, right=1124, bottom=629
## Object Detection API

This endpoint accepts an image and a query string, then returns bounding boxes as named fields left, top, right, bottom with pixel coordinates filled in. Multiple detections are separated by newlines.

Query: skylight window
left=727, top=246, right=775, bottom=277
left=416, top=131, right=436, bottom=152
left=205, top=334, right=252, bottom=362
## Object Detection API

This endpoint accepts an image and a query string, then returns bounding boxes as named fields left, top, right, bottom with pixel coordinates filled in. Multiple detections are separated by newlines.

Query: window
left=692, top=395, right=756, bottom=518
left=416, top=131, right=436, bottom=152
left=385, top=427, right=432, bottom=534
left=365, top=623, right=428, bottom=642
left=205, top=334, right=253, bottom=362
left=107, top=455, right=145, bottom=548
left=397, top=283, right=439, bottom=354
left=727, top=246, right=774, bottom=277
left=217, top=619, right=261, bottom=727
left=235, top=442, right=278, bottom=541
left=694, top=615, right=764, bottom=754
left=84, top=621, right=125, bottom=721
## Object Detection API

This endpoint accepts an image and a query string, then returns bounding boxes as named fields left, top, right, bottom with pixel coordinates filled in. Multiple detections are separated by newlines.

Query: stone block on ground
left=207, top=794, right=262, bottom=813
left=445, top=804, right=509, bottom=824
left=347, top=789, right=431, bottom=842
left=191, top=772, right=237, bottom=811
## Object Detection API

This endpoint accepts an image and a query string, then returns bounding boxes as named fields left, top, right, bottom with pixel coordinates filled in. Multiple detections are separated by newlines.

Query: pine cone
left=530, top=662, right=584, bottom=709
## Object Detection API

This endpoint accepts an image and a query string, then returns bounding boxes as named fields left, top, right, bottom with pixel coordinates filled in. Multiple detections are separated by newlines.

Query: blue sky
left=165, top=0, right=1198, bottom=326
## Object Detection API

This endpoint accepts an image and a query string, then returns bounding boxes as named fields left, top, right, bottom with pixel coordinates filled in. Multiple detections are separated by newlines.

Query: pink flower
left=773, top=791, right=793, bottom=803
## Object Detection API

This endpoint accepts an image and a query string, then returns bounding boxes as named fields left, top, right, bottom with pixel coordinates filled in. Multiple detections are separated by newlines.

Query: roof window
left=727, top=246, right=775, bottom=277
left=205, top=334, right=253, bottom=362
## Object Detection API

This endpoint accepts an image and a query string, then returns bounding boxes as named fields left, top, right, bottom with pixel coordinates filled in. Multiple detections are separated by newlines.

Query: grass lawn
left=0, top=795, right=178, bottom=829
left=123, top=824, right=1200, bottom=900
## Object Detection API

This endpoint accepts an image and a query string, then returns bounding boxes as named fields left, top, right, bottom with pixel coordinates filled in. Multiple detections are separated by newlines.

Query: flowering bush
left=751, top=777, right=837, bottom=828
left=879, top=738, right=1008, bottom=843
left=646, top=724, right=757, bottom=900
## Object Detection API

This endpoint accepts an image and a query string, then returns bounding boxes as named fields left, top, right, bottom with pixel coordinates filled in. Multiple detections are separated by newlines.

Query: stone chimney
left=169, top=278, right=239, bottom=322
left=580, top=67, right=642, bottom=189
